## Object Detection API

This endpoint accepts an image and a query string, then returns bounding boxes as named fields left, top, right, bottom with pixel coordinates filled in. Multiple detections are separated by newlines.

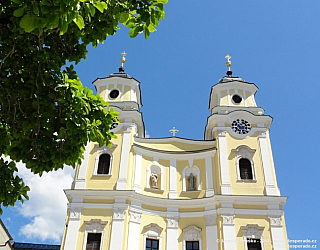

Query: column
left=133, top=153, right=142, bottom=193
left=217, top=131, right=231, bottom=194
left=63, top=206, right=82, bottom=250
left=166, top=217, right=179, bottom=250
left=117, top=125, right=133, bottom=190
left=74, top=141, right=90, bottom=189
left=169, top=159, right=177, bottom=199
left=221, top=215, right=236, bottom=250
left=127, top=211, right=142, bottom=250
left=205, top=215, right=218, bottom=250
left=258, top=131, right=278, bottom=196
left=205, top=156, right=214, bottom=197
left=269, top=216, right=287, bottom=250
left=110, top=207, right=126, bottom=250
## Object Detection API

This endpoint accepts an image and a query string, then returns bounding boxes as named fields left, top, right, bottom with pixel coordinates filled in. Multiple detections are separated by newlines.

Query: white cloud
left=145, top=130, right=150, bottom=138
left=15, top=162, right=74, bottom=243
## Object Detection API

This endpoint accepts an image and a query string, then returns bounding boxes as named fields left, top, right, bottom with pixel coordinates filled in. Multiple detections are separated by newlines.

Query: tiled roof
left=13, top=242, right=60, bottom=250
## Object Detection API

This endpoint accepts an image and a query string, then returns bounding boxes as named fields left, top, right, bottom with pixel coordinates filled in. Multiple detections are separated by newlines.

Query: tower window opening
left=86, top=233, right=101, bottom=250
left=146, top=239, right=159, bottom=250
left=247, top=238, right=262, bottom=250
left=97, top=154, right=111, bottom=174
left=232, top=94, right=242, bottom=104
left=186, top=241, right=199, bottom=250
left=239, top=158, right=253, bottom=180
left=109, top=89, right=120, bottom=99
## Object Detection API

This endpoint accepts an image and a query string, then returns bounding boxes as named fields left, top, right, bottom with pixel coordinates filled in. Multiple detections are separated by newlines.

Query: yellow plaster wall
left=85, top=129, right=124, bottom=190
left=226, top=134, right=265, bottom=195
left=134, top=141, right=215, bottom=152
left=245, top=91, right=255, bottom=106
left=123, top=85, right=131, bottom=101
left=98, top=86, right=106, bottom=99
left=220, top=90, right=228, bottom=106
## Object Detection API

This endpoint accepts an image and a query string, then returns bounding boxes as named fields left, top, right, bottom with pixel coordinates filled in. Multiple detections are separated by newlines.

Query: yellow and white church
left=60, top=55, right=289, bottom=250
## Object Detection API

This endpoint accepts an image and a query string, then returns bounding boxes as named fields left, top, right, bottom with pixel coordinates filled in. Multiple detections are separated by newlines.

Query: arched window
left=239, top=158, right=253, bottom=180
left=97, top=154, right=111, bottom=175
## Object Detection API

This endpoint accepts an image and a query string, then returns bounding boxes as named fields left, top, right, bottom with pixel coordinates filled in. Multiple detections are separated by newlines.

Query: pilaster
left=217, top=130, right=231, bottom=195
left=169, top=159, right=177, bottom=199
left=110, top=206, right=127, bottom=250
left=205, top=215, right=218, bottom=250
left=116, top=125, right=133, bottom=190
left=205, top=156, right=214, bottom=197
left=127, top=211, right=142, bottom=250
left=269, top=216, right=287, bottom=250
left=166, top=217, right=179, bottom=250
left=221, top=214, right=236, bottom=250
left=258, top=131, right=279, bottom=196
left=74, top=141, right=90, bottom=189
left=63, top=206, right=83, bottom=250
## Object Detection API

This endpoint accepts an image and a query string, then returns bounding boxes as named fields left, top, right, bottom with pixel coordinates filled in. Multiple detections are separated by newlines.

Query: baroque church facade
left=60, top=55, right=289, bottom=250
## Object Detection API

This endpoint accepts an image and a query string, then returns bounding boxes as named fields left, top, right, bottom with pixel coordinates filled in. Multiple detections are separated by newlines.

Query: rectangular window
left=146, top=238, right=159, bottom=250
left=247, top=238, right=262, bottom=250
left=86, top=233, right=101, bottom=250
left=186, top=241, right=199, bottom=250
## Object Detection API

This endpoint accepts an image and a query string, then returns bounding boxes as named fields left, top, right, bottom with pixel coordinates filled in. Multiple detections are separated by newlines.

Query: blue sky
left=1, top=0, right=320, bottom=246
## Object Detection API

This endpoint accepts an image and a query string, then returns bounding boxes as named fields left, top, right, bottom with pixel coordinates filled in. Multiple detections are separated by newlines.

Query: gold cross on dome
left=225, top=54, right=232, bottom=71
left=169, top=127, right=179, bottom=137
left=120, top=51, right=127, bottom=67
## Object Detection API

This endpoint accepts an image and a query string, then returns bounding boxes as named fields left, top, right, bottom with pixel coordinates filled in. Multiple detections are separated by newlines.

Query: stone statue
left=150, top=171, right=158, bottom=189
left=188, top=173, right=196, bottom=191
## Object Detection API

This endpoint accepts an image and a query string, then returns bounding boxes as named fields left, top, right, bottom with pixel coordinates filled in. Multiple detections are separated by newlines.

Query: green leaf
left=157, top=0, right=168, bottom=3
left=93, top=2, right=104, bottom=13
left=11, top=0, right=22, bottom=4
left=32, top=6, right=39, bottom=15
left=13, top=8, right=25, bottom=17
left=118, top=12, right=129, bottom=23
left=73, top=15, right=85, bottom=30
left=20, top=13, right=35, bottom=32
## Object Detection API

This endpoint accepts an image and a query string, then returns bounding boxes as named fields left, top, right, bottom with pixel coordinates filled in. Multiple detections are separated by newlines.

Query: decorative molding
left=166, top=217, right=179, bottom=228
left=113, top=207, right=126, bottom=220
left=129, top=211, right=142, bottom=223
left=69, top=206, right=82, bottom=219
left=205, top=215, right=217, bottom=226
left=269, top=216, right=282, bottom=227
left=242, top=224, right=264, bottom=238
left=221, top=214, right=234, bottom=225
left=258, top=131, right=267, bottom=138
left=218, top=130, right=227, bottom=137
left=84, top=219, right=108, bottom=233
left=144, top=223, right=163, bottom=238
left=183, top=225, right=202, bottom=241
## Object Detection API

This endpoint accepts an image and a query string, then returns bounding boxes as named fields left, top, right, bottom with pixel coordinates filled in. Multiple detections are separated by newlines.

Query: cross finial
left=225, top=54, right=232, bottom=76
left=119, top=51, right=127, bottom=73
left=169, top=127, right=179, bottom=137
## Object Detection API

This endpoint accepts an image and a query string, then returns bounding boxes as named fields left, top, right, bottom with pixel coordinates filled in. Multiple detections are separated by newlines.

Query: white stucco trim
left=133, top=153, right=142, bottom=193
left=232, top=145, right=256, bottom=181
left=116, top=125, right=133, bottom=190
left=242, top=224, right=265, bottom=250
left=221, top=214, right=237, bottom=250
left=169, top=159, right=177, bottom=199
left=74, top=141, right=91, bottom=189
left=82, top=219, right=107, bottom=250
left=258, top=131, right=279, bottom=196
left=217, top=130, right=231, bottom=194
left=143, top=223, right=163, bottom=250
left=182, top=225, right=202, bottom=250
left=205, top=215, right=218, bottom=250
left=205, top=156, right=214, bottom=197
left=127, top=211, right=142, bottom=250
left=109, top=205, right=127, bottom=250
left=93, top=144, right=117, bottom=176
left=63, top=206, right=83, bottom=250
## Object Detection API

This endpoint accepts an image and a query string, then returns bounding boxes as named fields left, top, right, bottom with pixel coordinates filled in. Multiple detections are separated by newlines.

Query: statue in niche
left=188, top=173, right=196, bottom=191
left=150, top=171, right=158, bottom=189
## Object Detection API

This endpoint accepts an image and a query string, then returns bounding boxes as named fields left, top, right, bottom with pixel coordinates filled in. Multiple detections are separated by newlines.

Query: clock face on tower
left=231, top=119, right=251, bottom=134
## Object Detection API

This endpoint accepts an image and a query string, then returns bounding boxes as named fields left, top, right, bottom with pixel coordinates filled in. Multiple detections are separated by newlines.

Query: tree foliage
left=0, top=0, right=167, bottom=213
